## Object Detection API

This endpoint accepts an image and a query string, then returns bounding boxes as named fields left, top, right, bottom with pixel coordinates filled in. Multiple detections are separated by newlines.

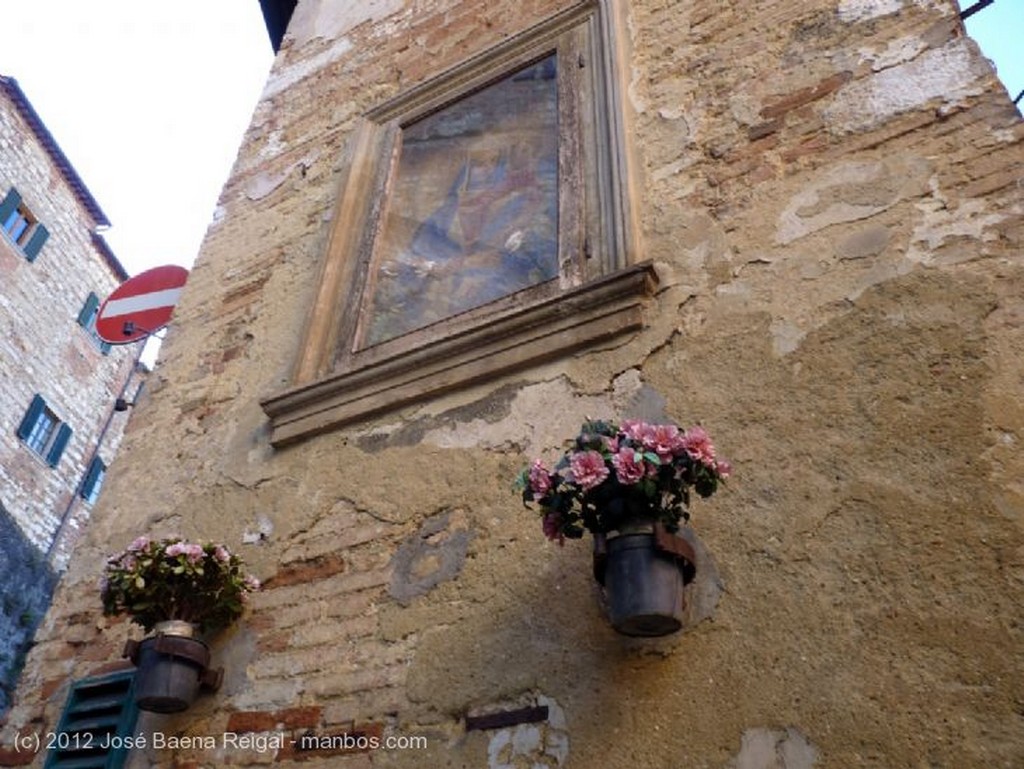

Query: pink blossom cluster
left=100, top=535, right=261, bottom=633
left=620, top=420, right=732, bottom=478
left=519, top=418, right=732, bottom=543
left=527, top=420, right=731, bottom=497
left=165, top=540, right=206, bottom=564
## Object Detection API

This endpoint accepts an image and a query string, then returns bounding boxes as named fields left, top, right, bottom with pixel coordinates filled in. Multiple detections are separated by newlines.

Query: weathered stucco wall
left=4, top=1, right=1021, bottom=767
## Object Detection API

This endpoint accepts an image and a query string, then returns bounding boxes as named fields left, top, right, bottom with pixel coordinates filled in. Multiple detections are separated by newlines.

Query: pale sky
left=0, top=0, right=274, bottom=280
left=958, top=0, right=1024, bottom=103
left=0, top=0, right=1019, bottom=287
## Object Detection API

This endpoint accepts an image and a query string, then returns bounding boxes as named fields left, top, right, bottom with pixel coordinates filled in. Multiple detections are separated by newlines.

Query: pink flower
left=681, top=426, right=717, bottom=467
left=128, top=536, right=150, bottom=552
left=648, top=423, right=682, bottom=461
left=528, top=460, right=553, bottom=495
left=715, top=459, right=733, bottom=478
left=569, top=450, right=610, bottom=490
left=213, top=545, right=231, bottom=563
left=183, top=543, right=205, bottom=564
left=619, top=419, right=650, bottom=443
left=165, top=542, right=186, bottom=558
left=611, top=449, right=646, bottom=484
left=243, top=574, right=261, bottom=591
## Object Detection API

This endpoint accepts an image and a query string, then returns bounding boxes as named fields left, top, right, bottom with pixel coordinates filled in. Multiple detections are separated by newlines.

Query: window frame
left=77, top=291, right=113, bottom=354
left=261, top=1, right=653, bottom=446
left=80, top=456, right=107, bottom=505
left=17, top=394, right=73, bottom=467
left=0, top=187, right=49, bottom=261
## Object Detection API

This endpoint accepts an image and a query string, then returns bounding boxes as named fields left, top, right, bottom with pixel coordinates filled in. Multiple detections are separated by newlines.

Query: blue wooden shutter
left=78, top=292, right=100, bottom=326
left=44, top=669, right=139, bottom=769
left=23, top=222, right=49, bottom=261
left=0, top=187, right=21, bottom=226
left=16, top=394, right=45, bottom=440
left=80, top=457, right=104, bottom=500
left=46, top=423, right=72, bottom=467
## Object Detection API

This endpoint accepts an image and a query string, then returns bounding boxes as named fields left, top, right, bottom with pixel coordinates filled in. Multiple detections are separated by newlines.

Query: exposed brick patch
left=779, top=133, right=831, bottom=162
left=226, top=706, right=323, bottom=734
left=0, top=746, right=35, bottom=766
left=0, top=730, right=40, bottom=765
left=257, top=629, right=292, bottom=654
left=220, top=275, right=271, bottom=316
left=246, top=612, right=277, bottom=633
left=39, top=677, right=66, bottom=701
left=226, top=710, right=280, bottom=734
left=277, top=706, right=323, bottom=730
left=277, top=722, right=384, bottom=762
left=760, top=71, right=853, bottom=120
left=748, top=117, right=784, bottom=141
left=263, top=554, right=347, bottom=589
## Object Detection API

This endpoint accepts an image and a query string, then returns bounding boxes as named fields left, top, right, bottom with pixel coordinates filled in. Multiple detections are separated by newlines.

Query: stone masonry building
left=3, top=1, right=1022, bottom=767
left=0, top=76, right=143, bottom=711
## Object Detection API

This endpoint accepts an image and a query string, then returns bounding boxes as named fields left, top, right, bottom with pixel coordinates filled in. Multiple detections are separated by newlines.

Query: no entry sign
left=96, top=265, right=189, bottom=344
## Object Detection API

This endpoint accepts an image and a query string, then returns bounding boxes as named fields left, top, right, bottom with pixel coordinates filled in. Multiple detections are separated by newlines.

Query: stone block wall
left=0, top=82, right=139, bottom=566
left=4, top=1, right=1021, bottom=767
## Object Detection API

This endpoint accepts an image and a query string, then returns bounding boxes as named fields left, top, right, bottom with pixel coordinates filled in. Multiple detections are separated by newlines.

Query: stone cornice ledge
left=261, top=261, right=658, bottom=447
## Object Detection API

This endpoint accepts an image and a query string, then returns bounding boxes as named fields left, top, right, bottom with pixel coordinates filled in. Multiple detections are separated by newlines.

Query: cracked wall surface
left=4, top=1, right=1022, bottom=768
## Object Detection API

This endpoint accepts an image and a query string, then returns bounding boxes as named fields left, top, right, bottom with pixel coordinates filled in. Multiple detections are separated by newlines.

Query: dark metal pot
left=602, top=530, right=691, bottom=637
left=125, top=623, right=212, bottom=713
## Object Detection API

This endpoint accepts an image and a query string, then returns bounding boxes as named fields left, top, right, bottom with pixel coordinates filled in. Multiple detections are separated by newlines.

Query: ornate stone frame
left=261, top=1, right=654, bottom=446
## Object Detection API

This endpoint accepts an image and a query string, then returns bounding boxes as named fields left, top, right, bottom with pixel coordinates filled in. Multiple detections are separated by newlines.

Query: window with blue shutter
left=1, top=186, right=49, bottom=260
left=0, top=188, right=22, bottom=226
left=44, top=669, right=139, bottom=769
left=17, top=395, right=72, bottom=466
left=22, top=222, right=49, bottom=261
left=80, top=457, right=107, bottom=504
left=46, top=424, right=72, bottom=467
left=16, top=394, right=45, bottom=441
left=78, top=292, right=112, bottom=354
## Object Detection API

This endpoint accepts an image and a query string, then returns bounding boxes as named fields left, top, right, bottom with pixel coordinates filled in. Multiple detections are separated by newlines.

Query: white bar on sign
left=101, top=288, right=183, bottom=319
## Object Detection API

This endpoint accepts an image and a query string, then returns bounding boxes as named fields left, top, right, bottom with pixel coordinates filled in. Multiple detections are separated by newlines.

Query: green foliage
left=101, top=537, right=260, bottom=636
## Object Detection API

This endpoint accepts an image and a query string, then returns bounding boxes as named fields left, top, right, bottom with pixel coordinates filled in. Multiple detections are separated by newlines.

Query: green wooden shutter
left=16, top=394, right=45, bottom=440
left=0, top=187, right=21, bottom=226
left=46, top=423, right=72, bottom=467
left=44, top=669, right=139, bottom=769
left=78, top=292, right=100, bottom=327
left=23, top=222, right=49, bottom=261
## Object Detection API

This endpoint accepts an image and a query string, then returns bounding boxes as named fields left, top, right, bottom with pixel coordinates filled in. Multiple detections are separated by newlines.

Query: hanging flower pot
left=593, top=524, right=697, bottom=636
left=517, top=419, right=730, bottom=637
left=101, top=537, right=260, bottom=712
left=124, top=621, right=222, bottom=713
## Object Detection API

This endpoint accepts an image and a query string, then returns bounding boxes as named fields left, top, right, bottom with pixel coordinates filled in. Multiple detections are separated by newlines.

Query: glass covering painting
left=358, top=55, right=560, bottom=347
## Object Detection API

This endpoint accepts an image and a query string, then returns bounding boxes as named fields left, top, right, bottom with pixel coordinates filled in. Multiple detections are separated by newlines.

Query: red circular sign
left=96, top=265, right=189, bottom=344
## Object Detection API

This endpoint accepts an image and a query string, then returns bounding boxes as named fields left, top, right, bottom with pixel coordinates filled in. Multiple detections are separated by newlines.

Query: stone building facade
left=3, top=1, right=1022, bottom=767
left=0, top=76, right=143, bottom=710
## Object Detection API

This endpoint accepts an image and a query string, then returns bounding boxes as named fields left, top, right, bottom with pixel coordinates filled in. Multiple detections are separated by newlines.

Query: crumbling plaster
left=6, top=1, right=1022, bottom=767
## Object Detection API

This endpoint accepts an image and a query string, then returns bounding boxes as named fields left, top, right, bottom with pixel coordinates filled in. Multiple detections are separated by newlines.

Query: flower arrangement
left=101, top=536, right=260, bottom=636
left=518, top=419, right=731, bottom=543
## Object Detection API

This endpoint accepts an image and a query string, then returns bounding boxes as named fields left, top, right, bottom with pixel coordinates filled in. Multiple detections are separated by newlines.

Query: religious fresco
left=359, top=55, right=560, bottom=347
